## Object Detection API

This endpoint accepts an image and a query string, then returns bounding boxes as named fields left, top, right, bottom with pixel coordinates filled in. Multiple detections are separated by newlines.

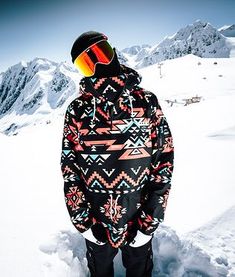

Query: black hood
left=79, top=64, right=142, bottom=103
left=78, top=64, right=142, bottom=127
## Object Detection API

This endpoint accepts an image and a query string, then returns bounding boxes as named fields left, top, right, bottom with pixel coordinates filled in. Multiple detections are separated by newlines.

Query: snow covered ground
left=1, top=54, right=235, bottom=276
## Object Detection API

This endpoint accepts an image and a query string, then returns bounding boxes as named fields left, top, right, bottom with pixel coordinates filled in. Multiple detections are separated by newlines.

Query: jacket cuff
left=137, top=211, right=159, bottom=236
left=129, top=230, right=153, bottom=247
left=81, top=224, right=107, bottom=245
left=81, top=227, right=93, bottom=238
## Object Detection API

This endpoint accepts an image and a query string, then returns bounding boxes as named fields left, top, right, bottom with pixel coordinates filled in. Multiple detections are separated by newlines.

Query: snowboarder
left=60, top=31, right=174, bottom=277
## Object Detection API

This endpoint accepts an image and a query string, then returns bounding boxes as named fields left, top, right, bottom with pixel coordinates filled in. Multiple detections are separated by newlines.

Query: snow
left=0, top=53, right=235, bottom=276
left=218, top=25, right=232, bottom=31
left=226, top=37, right=235, bottom=58
left=0, top=58, right=81, bottom=135
left=183, top=205, right=235, bottom=275
left=218, top=24, right=235, bottom=38
left=1, top=20, right=235, bottom=136
left=123, top=20, right=234, bottom=69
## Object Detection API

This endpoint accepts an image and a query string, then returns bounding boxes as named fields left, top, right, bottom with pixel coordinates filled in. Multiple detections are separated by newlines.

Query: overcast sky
left=0, top=0, right=235, bottom=73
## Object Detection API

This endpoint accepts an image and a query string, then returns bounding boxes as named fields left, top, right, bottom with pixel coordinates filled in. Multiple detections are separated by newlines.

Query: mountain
left=0, top=57, right=79, bottom=116
left=134, top=20, right=230, bottom=69
left=218, top=24, right=235, bottom=37
left=121, top=44, right=152, bottom=67
left=0, top=57, right=81, bottom=135
left=1, top=49, right=235, bottom=136
left=122, top=44, right=151, bottom=56
left=115, top=48, right=129, bottom=65
left=1, top=19, right=235, bottom=136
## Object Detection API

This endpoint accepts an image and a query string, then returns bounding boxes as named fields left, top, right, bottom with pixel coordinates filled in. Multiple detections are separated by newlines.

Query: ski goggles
left=74, top=39, right=115, bottom=77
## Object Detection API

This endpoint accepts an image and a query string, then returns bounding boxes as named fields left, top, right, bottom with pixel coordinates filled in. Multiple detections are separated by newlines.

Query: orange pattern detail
left=86, top=168, right=150, bottom=189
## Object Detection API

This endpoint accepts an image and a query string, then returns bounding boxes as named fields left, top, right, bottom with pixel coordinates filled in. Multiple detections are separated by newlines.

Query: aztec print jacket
left=60, top=64, right=174, bottom=248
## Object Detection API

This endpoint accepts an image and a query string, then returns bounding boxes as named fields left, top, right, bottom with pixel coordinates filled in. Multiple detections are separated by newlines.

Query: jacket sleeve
left=137, top=93, right=175, bottom=235
left=60, top=100, right=96, bottom=233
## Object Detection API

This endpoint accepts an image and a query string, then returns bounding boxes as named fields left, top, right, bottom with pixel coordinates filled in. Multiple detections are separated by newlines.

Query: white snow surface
left=218, top=24, right=235, bottom=37
left=123, top=20, right=234, bottom=69
left=1, top=53, right=235, bottom=276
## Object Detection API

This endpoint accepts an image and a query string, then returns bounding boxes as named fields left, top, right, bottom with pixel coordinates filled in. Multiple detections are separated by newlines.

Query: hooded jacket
left=60, top=64, right=174, bottom=248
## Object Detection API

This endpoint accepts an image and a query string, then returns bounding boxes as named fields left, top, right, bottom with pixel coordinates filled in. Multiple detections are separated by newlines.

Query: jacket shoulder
left=140, top=90, right=162, bottom=118
left=142, top=90, right=161, bottom=108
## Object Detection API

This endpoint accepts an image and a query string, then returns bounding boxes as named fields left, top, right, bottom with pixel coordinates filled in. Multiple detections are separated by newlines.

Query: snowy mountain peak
left=1, top=20, right=235, bottom=136
left=133, top=20, right=231, bottom=68
left=218, top=24, right=235, bottom=37
left=0, top=58, right=81, bottom=134
left=122, top=44, right=151, bottom=56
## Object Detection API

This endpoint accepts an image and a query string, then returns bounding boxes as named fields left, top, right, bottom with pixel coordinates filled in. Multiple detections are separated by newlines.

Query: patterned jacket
left=60, top=64, right=174, bottom=248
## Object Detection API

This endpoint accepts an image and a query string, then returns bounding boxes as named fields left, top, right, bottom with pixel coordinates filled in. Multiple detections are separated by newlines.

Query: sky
left=0, top=0, right=235, bottom=73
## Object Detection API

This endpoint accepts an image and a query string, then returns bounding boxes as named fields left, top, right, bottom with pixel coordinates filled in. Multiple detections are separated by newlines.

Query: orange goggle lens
left=74, top=40, right=115, bottom=77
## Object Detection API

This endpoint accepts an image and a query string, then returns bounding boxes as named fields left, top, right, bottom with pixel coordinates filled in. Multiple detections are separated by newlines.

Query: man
left=60, top=31, right=174, bottom=277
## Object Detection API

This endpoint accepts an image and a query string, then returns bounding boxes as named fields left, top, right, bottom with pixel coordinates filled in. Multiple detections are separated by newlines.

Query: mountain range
left=121, top=20, right=235, bottom=68
left=0, top=19, right=235, bottom=136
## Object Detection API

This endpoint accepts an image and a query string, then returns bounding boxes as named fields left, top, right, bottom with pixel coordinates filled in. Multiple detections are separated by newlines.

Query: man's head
left=71, top=31, right=121, bottom=78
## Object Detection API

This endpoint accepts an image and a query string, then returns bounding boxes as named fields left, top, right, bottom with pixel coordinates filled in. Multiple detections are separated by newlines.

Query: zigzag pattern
left=81, top=153, right=110, bottom=165
left=93, top=78, right=106, bottom=89
left=111, top=76, right=125, bottom=86
left=79, top=116, right=150, bottom=135
left=85, top=167, right=150, bottom=189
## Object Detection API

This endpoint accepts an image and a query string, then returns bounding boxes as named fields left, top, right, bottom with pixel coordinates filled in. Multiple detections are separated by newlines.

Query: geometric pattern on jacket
left=60, top=64, right=174, bottom=248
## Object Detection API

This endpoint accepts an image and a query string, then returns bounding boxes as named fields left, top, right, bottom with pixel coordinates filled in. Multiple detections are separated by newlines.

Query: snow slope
left=218, top=24, right=235, bottom=37
left=183, top=205, right=235, bottom=276
left=122, top=20, right=233, bottom=69
left=0, top=57, right=81, bottom=135
left=0, top=54, right=235, bottom=276
left=226, top=37, right=235, bottom=58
